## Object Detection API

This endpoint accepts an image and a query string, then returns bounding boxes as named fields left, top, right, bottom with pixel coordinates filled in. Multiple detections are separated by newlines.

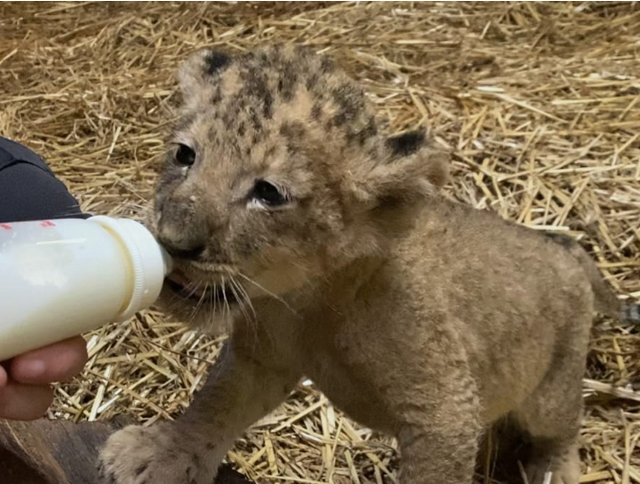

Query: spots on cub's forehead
left=310, top=102, right=323, bottom=121
left=264, top=144, right=278, bottom=159
left=305, top=71, right=320, bottom=91
left=277, top=60, right=299, bottom=103
left=237, top=64, right=273, bottom=119
left=331, top=84, right=363, bottom=127
left=262, top=89, right=274, bottom=119
left=210, top=84, right=223, bottom=104
left=320, top=56, right=335, bottom=74
left=249, top=106, right=263, bottom=134
left=178, top=45, right=382, bottom=156
left=279, top=121, right=307, bottom=151
left=204, top=50, right=231, bottom=75
left=386, top=131, right=426, bottom=157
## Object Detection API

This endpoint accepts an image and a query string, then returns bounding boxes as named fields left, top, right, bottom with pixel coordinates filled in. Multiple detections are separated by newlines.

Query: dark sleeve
left=0, top=135, right=88, bottom=223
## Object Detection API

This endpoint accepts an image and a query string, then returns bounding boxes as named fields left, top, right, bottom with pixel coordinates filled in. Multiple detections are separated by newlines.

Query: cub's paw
left=98, top=423, right=216, bottom=484
left=526, top=444, right=580, bottom=484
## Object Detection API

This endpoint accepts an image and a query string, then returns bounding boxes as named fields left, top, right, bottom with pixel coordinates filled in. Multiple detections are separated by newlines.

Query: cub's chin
left=155, top=278, right=240, bottom=336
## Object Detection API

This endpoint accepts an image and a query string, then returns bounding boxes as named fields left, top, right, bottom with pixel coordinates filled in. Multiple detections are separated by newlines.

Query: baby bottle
left=0, top=216, right=173, bottom=361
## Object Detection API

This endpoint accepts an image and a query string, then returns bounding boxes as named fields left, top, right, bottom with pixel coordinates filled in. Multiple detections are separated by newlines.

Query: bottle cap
left=89, top=216, right=173, bottom=321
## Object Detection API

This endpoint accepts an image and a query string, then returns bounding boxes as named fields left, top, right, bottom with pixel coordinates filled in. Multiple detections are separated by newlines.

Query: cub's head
left=154, top=45, right=447, bottom=331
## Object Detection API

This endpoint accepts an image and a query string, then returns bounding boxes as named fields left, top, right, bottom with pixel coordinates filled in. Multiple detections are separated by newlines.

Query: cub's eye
left=175, top=144, right=196, bottom=167
left=252, top=180, right=289, bottom=207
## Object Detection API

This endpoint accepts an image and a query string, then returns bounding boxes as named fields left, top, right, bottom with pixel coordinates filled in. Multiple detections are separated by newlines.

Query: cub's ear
left=178, top=48, right=233, bottom=107
left=349, top=130, right=449, bottom=209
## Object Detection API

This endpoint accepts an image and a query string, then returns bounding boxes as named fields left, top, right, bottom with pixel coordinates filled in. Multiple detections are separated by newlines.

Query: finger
left=10, top=336, right=88, bottom=385
left=0, top=383, right=53, bottom=421
left=0, top=366, right=7, bottom=388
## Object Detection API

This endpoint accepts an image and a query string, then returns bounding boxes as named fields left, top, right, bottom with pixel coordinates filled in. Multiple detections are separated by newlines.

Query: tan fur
left=99, top=45, right=623, bottom=484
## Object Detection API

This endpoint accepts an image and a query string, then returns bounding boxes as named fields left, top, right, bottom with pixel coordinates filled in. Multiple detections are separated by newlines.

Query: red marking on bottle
left=0, top=223, right=11, bottom=231
left=40, top=221, right=56, bottom=228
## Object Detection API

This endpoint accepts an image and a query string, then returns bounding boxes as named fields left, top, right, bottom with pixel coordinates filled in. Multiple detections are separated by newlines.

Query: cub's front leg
left=98, top=341, right=300, bottom=484
left=394, top=360, right=482, bottom=483
left=398, top=417, right=481, bottom=484
left=397, top=384, right=482, bottom=484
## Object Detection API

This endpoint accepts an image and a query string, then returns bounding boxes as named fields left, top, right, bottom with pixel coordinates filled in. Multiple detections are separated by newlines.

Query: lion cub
left=99, top=45, right=626, bottom=484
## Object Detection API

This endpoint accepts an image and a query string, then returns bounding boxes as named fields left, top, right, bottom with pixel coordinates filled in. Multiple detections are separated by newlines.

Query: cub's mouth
left=164, top=270, right=238, bottom=306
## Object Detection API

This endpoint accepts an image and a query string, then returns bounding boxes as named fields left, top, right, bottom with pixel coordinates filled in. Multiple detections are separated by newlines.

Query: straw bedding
left=1, top=2, right=639, bottom=483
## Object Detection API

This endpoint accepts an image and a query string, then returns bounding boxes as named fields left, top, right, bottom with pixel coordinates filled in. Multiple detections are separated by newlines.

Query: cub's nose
left=156, top=202, right=207, bottom=260
left=157, top=229, right=206, bottom=260
left=160, top=241, right=206, bottom=261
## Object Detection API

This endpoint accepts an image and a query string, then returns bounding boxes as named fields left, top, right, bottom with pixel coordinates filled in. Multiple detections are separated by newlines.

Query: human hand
left=0, top=336, right=88, bottom=420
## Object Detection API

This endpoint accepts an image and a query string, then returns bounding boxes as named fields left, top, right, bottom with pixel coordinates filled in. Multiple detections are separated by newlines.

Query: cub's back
left=394, top=197, right=592, bottom=317
left=386, top=197, right=595, bottom=414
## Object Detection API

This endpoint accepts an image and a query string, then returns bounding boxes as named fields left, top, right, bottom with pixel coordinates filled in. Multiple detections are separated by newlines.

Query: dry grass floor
left=1, top=2, right=639, bottom=483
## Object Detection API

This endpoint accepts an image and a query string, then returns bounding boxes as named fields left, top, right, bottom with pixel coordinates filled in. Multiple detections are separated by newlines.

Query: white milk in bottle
left=0, top=216, right=172, bottom=361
